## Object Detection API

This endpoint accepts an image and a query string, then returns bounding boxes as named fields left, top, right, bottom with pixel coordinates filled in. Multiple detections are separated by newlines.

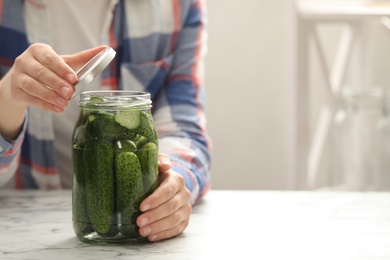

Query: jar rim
left=80, top=90, right=150, bottom=98
left=79, top=90, right=151, bottom=108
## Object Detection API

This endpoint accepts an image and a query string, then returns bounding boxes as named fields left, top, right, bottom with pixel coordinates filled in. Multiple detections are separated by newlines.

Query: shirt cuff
left=0, top=117, right=28, bottom=157
left=170, top=157, right=200, bottom=205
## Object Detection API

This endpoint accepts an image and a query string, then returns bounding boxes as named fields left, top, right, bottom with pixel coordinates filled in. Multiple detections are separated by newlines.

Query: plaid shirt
left=0, top=0, right=211, bottom=204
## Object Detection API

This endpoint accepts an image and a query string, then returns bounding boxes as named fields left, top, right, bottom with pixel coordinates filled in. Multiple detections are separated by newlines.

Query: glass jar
left=72, top=90, right=159, bottom=244
left=330, top=87, right=383, bottom=190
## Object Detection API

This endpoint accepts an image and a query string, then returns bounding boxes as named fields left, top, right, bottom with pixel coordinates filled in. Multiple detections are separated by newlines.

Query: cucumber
left=86, top=111, right=139, bottom=141
left=133, top=134, right=148, bottom=148
left=72, top=123, right=88, bottom=147
left=115, top=152, right=144, bottom=238
left=87, top=96, right=104, bottom=105
left=86, top=112, right=117, bottom=140
left=72, top=110, right=89, bottom=146
left=137, top=142, right=159, bottom=193
left=136, top=111, right=158, bottom=143
left=114, top=139, right=137, bottom=153
left=114, top=124, right=137, bottom=140
left=81, top=96, right=104, bottom=118
left=84, top=140, right=117, bottom=236
left=114, top=109, right=141, bottom=130
left=72, top=145, right=93, bottom=236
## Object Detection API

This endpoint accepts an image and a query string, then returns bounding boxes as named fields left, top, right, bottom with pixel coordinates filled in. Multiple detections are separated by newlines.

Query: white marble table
left=1, top=190, right=390, bottom=260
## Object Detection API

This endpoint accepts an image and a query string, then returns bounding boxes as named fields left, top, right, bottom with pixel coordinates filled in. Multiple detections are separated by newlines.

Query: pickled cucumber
left=114, top=109, right=140, bottom=130
left=133, top=134, right=148, bottom=148
left=72, top=146, right=93, bottom=236
left=86, top=112, right=117, bottom=140
left=87, top=96, right=104, bottom=105
left=115, top=109, right=157, bottom=143
left=115, top=152, right=144, bottom=237
left=84, top=140, right=117, bottom=236
left=137, top=111, right=158, bottom=143
left=114, top=139, right=137, bottom=153
left=137, top=142, right=159, bottom=193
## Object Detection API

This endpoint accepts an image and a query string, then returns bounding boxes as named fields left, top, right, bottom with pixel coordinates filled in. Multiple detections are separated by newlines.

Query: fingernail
left=66, top=73, right=76, bottom=84
left=139, top=217, right=148, bottom=226
left=143, top=227, right=151, bottom=236
left=149, top=235, right=158, bottom=241
left=142, top=204, right=151, bottom=211
left=159, top=157, right=169, bottom=165
left=54, top=106, right=63, bottom=113
left=56, top=97, right=67, bottom=106
left=61, top=86, right=70, bottom=97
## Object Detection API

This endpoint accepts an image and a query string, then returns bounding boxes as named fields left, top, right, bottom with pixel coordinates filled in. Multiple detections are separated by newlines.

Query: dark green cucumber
left=136, top=111, right=158, bottom=143
left=133, top=134, right=148, bottom=149
left=72, top=109, right=90, bottom=146
left=84, top=140, right=117, bottom=236
left=137, top=142, right=159, bottom=193
left=114, top=139, right=137, bottom=153
left=115, top=124, right=137, bottom=140
left=86, top=112, right=118, bottom=140
left=80, top=97, right=104, bottom=119
left=86, top=111, right=138, bottom=141
left=115, top=109, right=157, bottom=143
left=115, top=152, right=144, bottom=238
left=72, top=145, right=93, bottom=236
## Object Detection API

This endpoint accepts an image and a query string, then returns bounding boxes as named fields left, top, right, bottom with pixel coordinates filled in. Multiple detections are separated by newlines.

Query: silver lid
left=71, top=47, right=116, bottom=98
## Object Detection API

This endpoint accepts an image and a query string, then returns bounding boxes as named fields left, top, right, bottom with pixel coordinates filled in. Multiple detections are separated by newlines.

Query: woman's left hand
left=137, top=153, right=192, bottom=241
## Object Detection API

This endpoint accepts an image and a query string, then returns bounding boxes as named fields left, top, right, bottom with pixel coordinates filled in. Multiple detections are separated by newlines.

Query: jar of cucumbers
left=72, top=90, right=159, bottom=243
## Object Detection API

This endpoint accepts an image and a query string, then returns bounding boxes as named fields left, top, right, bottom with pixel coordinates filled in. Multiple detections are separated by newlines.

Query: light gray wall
left=204, top=0, right=292, bottom=190
left=204, top=0, right=390, bottom=190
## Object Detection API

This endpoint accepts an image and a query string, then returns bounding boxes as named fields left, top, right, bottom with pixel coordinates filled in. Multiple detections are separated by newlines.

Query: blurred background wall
left=204, top=0, right=390, bottom=190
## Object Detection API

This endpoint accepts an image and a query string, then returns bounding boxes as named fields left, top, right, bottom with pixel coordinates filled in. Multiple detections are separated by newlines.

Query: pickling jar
left=71, top=90, right=159, bottom=243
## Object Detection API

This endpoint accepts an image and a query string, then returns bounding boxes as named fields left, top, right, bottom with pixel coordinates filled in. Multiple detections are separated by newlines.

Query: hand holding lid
left=71, top=47, right=116, bottom=98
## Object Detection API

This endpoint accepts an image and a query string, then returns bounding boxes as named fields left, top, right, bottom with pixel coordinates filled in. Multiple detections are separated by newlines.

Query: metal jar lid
left=71, top=46, right=116, bottom=98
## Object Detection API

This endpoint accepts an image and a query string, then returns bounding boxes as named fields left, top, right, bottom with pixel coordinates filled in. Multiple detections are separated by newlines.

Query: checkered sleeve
left=153, top=0, right=211, bottom=205
left=0, top=118, right=27, bottom=187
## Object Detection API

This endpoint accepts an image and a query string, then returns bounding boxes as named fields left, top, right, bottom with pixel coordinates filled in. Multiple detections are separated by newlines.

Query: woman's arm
left=136, top=0, right=211, bottom=242
left=0, top=44, right=107, bottom=186
left=154, top=0, right=211, bottom=204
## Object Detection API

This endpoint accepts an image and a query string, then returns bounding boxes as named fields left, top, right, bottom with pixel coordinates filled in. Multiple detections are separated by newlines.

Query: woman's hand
left=2, top=43, right=107, bottom=113
left=137, top=153, right=192, bottom=242
left=0, top=43, right=107, bottom=139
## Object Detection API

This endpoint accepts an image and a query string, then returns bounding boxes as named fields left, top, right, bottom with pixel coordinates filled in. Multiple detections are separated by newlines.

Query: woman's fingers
left=13, top=73, right=69, bottom=112
left=62, top=45, right=109, bottom=71
left=137, top=170, right=192, bottom=241
left=158, top=153, right=171, bottom=172
left=8, top=43, right=76, bottom=110
left=140, top=206, right=191, bottom=241
left=7, top=43, right=109, bottom=112
left=30, top=43, right=77, bottom=85
left=16, top=58, right=74, bottom=99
